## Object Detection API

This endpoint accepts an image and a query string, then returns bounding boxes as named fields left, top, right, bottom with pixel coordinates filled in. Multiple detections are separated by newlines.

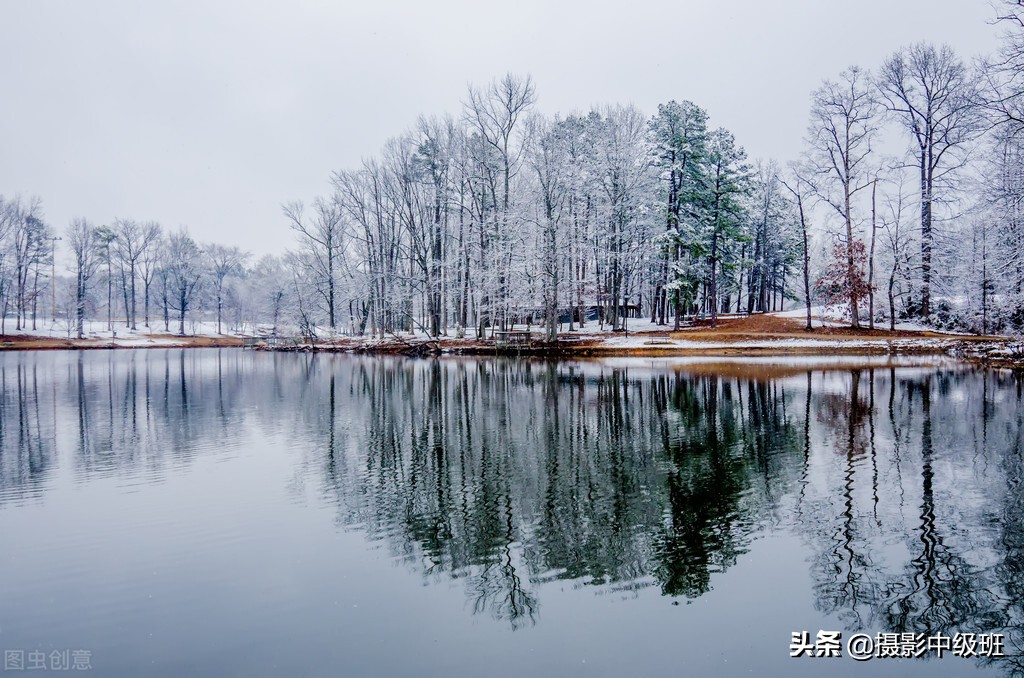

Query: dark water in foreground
left=0, top=350, right=1022, bottom=677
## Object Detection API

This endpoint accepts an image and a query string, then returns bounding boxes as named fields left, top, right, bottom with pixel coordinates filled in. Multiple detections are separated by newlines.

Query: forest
left=4, top=2, right=1024, bottom=342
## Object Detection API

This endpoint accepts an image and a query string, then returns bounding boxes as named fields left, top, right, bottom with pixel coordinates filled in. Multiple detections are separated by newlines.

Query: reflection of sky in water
left=0, top=350, right=1020, bottom=677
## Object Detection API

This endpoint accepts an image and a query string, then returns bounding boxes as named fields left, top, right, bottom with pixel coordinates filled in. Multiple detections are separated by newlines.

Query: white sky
left=0, top=0, right=1001, bottom=257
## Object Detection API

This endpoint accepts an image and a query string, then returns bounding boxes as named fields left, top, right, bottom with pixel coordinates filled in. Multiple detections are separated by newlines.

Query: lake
left=0, top=349, right=1021, bottom=677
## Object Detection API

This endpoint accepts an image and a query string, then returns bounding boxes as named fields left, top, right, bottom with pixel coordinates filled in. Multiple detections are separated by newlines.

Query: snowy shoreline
left=3, top=332, right=1021, bottom=370
left=2, top=314, right=1019, bottom=369
left=249, top=334, right=1023, bottom=364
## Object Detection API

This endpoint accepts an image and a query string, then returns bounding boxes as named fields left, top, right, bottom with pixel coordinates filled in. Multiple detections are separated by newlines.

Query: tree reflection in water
left=0, top=351, right=1021, bottom=672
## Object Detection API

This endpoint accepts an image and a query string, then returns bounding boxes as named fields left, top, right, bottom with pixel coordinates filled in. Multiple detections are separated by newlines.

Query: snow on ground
left=0, top=312, right=975, bottom=354
left=0, top=318, right=242, bottom=346
left=890, top=321, right=971, bottom=335
left=770, top=305, right=850, bottom=327
left=774, top=304, right=989, bottom=335
left=775, top=303, right=970, bottom=334
left=596, top=334, right=945, bottom=350
left=585, top=318, right=669, bottom=334
left=773, top=305, right=829, bottom=319
left=2, top=318, right=235, bottom=338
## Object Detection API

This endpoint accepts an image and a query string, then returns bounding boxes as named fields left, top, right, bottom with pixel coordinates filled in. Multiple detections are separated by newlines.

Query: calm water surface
left=0, top=350, right=1021, bottom=677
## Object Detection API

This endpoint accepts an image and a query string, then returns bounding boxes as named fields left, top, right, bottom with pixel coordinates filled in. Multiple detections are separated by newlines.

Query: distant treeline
left=4, top=2, right=1024, bottom=338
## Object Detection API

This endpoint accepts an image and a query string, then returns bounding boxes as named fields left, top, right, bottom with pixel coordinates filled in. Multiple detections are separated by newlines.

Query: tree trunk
left=888, top=273, right=896, bottom=333
left=179, top=284, right=186, bottom=336
left=868, top=178, right=877, bottom=330
left=76, top=271, right=86, bottom=339
left=130, top=264, right=137, bottom=331
left=327, top=244, right=335, bottom=330
left=845, top=183, right=860, bottom=329
left=143, top=280, right=150, bottom=328
left=920, top=150, right=931, bottom=318
left=709, top=230, right=719, bottom=328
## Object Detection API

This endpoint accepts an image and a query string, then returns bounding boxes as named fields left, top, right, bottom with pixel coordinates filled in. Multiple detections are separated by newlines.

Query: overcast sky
left=0, top=0, right=1001, bottom=257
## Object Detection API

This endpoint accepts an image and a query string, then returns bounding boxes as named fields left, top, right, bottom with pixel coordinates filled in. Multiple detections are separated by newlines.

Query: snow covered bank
left=0, top=319, right=243, bottom=349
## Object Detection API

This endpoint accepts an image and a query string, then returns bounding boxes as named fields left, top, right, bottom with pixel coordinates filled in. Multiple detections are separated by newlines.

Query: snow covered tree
left=872, top=173, right=915, bottom=331
left=594, top=105, right=654, bottom=332
left=526, top=115, right=570, bottom=342
left=739, top=162, right=798, bottom=316
left=695, top=128, right=752, bottom=327
left=66, top=217, right=102, bottom=339
left=463, top=73, right=536, bottom=334
left=649, top=100, right=709, bottom=327
left=137, top=221, right=163, bottom=328
left=112, top=217, right=160, bottom=331
left=980, top=1, right=1024, bottom=137
left=206, top=243, right=248, bottom=334
left=163, top=230, right=203, bottom=335
left=805, top=66, right=881, bottom=328
left=816, top=239, right=873, bottom=318
left=780, top=171, right=815, bottom=330
left=879, top=43, right=981, bottom=319
left=283, top=196, right=346, bottom=331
